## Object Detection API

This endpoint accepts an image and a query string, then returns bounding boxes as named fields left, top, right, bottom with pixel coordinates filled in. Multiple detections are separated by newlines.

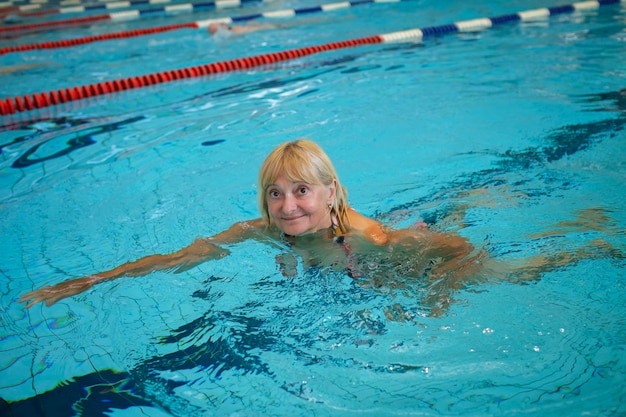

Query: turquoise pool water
left=1, top=0, right=625, bottom=415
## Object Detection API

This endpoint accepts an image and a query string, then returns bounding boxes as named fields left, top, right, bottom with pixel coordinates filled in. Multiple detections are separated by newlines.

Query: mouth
left=281, top=215, right=304, bottom=222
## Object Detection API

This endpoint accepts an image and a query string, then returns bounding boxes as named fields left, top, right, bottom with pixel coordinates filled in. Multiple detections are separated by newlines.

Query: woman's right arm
left=19, top=219, right=267, bottom=308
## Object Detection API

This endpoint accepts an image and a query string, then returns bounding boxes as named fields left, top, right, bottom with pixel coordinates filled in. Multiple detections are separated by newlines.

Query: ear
left=327, top=178, right=337, bottom=203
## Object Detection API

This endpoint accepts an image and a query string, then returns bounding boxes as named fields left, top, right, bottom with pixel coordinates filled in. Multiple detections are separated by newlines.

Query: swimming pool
left=1, top=0, right=625, bottom=415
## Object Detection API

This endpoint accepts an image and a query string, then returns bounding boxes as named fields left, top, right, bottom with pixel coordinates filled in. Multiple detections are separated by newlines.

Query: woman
left=17, top=140, right=486, bottom=308
left=207, top=21, right=279, bottom=35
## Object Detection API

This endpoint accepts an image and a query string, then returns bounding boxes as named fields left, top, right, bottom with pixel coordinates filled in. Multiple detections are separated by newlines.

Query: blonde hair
left=258, top=139, right=349, bottom=233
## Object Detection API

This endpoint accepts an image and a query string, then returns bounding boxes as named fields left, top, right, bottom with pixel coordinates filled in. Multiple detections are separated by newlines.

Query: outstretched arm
left=19, top=219, right=266, bottom=308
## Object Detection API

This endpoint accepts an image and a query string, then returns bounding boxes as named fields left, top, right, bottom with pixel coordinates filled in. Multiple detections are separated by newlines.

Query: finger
left=19, top=294, right=37, bottom=305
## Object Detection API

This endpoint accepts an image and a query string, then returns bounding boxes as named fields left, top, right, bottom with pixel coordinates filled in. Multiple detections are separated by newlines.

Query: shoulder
left=345, top=208, right=389, bottom=245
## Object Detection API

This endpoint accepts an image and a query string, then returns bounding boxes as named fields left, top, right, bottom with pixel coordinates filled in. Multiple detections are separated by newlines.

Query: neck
left=281, top=225, right=335, bottom=245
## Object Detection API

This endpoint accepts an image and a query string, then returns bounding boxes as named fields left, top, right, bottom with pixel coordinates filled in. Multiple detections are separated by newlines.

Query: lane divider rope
left=0, top=13, right=110, bottom=31
left=1, top=0, right=623, bottom=115
left=0, top=0, right=132, bottom=5
left=0, top=0, right=264, bottom=19
left=0, top=0, right=245, bottom=33
left=0, top=0, right=215, bottom=8
left=0, top=36, right=381, bottom=116
left=0, top=0, right=396, bottom=33
left=1, top=23, right=198, bottom=54
left=0, top=0, right=262, bottom=16
left=0, top=0, right=402, bottom=53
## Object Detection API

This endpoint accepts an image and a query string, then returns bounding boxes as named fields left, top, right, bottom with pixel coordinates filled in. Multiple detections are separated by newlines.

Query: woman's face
left=266, top=174, right=336, bottom=236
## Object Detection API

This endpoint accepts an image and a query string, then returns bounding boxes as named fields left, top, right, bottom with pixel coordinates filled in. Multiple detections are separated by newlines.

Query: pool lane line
left=0, top=23, right=196, bottom=54
left=0, top=34, right=381, bottom=116
left=0, top=0, right=403, bottom=53
left=0, top=0, right=252, bottom=32
left=0, top=13, right=110, bottom=31
left=0, top=0, right=209, bottom=8
left=0, top=23, right=198, bottom=55
left=1, top=0, right=623, bottom=115
left=0, top=0, right=247, bottom=14
left=0, top=0, right=263, bottom=18
left=0, top=0, right=404, bottom=34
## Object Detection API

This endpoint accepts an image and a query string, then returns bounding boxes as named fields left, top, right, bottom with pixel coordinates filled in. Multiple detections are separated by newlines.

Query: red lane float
left=0, top=15, right=109, bottom=33
left=0, top=36, right=382, bottom=115
left=3, top=9, right=58, bottom=17
left=0, top=23, right=199, bottom=54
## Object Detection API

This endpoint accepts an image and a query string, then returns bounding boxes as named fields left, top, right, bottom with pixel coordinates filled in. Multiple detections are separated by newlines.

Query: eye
left=297, top=186, right=308, bottom=195
left=267, top=189, right=281, bottom=199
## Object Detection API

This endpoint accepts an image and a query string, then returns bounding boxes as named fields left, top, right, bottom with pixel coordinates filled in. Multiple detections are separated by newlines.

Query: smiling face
left=258, top=140, right=349, bottom=235
left=266, top=174, right=336, bottom=236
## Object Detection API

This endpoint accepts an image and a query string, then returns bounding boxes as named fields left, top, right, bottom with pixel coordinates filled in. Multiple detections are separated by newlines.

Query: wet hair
left=258, top=139, right=349, bottom=233
left=207, top=22, right=231, bottom=34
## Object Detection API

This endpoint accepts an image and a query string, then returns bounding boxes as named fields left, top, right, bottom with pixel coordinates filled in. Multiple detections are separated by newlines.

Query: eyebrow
left=266, top=180, right=311, bottom=189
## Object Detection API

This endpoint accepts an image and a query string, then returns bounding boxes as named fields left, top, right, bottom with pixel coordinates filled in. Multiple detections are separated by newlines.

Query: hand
left=19, top=276, right=100, bottom=308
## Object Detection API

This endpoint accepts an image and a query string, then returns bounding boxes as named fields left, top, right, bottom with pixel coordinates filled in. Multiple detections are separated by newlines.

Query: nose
left=282, top=193, right=298, bottom=213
